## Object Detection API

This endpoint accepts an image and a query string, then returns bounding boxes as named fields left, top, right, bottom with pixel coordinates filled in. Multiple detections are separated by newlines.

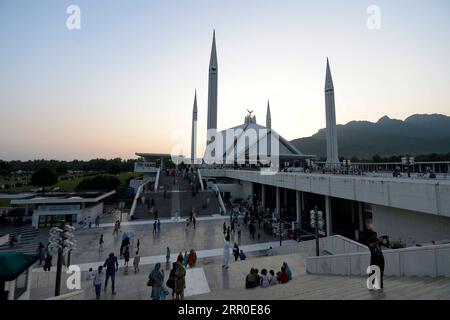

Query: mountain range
left=290, top=114, right=450, bottom=158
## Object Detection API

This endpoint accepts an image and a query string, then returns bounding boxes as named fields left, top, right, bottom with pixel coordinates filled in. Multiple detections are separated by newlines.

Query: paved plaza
left=44, top=217, right=278, bottom=266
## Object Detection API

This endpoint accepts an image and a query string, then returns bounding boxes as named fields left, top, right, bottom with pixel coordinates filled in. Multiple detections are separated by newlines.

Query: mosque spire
left=266, top=100, right=272, bottom=129
left=207, top=30, right=218, bottom=147
left=324, top=58, right=340, bottom=169
left=191, top=90, right=198, bottom=163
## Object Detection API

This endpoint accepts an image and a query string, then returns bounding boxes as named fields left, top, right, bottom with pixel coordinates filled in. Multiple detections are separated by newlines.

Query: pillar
left=358, top=202, right=364, bottom=231
left=295, top=191, right=302, bottom=232
left=325, top=196, right=332, bottom=236
left=261, top=184, right=266, bottom=210
left=275, top=187, right=280, bottom=217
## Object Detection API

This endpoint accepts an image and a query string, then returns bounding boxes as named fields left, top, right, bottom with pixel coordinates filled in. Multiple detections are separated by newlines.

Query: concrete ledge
left=306, top=242, right=450, bottom=278
left=46, top=290, right=85, bottom=300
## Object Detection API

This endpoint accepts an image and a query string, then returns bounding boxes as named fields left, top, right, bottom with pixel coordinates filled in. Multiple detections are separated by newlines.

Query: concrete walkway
left=32, top=240, right=298, bottom=272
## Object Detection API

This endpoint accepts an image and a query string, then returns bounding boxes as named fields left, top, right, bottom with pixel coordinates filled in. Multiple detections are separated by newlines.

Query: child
left=86, top=268, right=95, bottom=281
left=93, top=266, right=103, bottom=300
left=269, top=270, right=277, bottom=285
left=133, top=251, right=140, bottom=273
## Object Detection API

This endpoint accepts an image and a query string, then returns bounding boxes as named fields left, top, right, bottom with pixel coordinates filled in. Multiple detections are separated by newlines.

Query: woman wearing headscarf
left=148, top=263, right=165, bottom=300
left=245, top=268, right=258, bottom=289
left=283, top=262, right=292, bottom=281
left=182, top=251, right=189, bottom=268
left=177, top=252, right=183, bottom=264
left=166, top=247, right=171, bottom=264
left=174, top=261, right=186, bottom=300
left=188, top=249, right=197, bottom=268
left=166, top=262, right=178, bottom=299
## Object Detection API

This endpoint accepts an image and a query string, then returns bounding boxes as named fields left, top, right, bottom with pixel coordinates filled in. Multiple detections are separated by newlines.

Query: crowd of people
left=245, top=262, right=292, bottom=289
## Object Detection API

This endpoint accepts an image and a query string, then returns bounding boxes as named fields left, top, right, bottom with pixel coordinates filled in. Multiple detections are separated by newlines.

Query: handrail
left=197, top=169, right=205, bottom=191
left=129, top=179, right=151, bottom=218
left=154, top=168, right=160, bottom=192
left=213, top=184, right=227, bottom=215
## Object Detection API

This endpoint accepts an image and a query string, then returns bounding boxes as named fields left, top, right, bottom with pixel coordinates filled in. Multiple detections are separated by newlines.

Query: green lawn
left=54, top=176, right=85, bottom=192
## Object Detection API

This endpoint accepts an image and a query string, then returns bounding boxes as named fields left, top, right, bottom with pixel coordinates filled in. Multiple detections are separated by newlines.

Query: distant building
left=11, top=191, right=115, bottom=229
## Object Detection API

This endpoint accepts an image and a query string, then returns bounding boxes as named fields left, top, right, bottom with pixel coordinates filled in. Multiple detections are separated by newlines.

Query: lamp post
left=310, top=206, right=324, bottom=256
left=401, top=156, right=415, bottom=178
left=48, top=222, right=76, bottom=297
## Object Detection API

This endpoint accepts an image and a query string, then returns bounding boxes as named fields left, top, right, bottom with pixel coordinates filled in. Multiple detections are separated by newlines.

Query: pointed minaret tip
left=266, top=99, right=272, bottom=129
left=325, top=58, right=334, bottom=91
left=193, top=90, right=198, bottom=114
left=209, top=30, right=218, bottom=70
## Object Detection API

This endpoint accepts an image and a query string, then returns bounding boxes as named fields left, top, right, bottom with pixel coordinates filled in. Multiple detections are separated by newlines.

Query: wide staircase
left=133, top=170, right=221, bottom=219
left=190, top=252, right=450, bottom=300
left=0, top=224, right=49, bottom=254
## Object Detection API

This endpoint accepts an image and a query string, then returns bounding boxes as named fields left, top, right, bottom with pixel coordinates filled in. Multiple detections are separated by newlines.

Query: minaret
left=206, top=30, right=218, bottom=146
left=191, top=90, right=198, bottom=164
left=266, top=100, right=272, bottom=129
left=324, top=58, right=340, bottom=169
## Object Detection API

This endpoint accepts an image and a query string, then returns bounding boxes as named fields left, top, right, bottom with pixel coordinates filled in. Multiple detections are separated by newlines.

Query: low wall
left=306, top=242, right=450, bottom=278
left=46, top=290, right=85, bottom=300
left=298, top=235, right=369, bottom=256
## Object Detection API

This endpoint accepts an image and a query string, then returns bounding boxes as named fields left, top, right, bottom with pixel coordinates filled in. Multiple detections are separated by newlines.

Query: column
left=358, top=202, right=364, bottom=231
left=295, top=191, right=302, bottom=232
left=325, top=196, right=332, bottom=236
left=261, top=184, right=266, bottom=210
left=275, top=187, right=280, bottom=217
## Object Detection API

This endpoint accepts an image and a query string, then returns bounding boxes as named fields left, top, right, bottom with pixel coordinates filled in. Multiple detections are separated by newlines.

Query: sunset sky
left=1, top=0, right=449, bottom=160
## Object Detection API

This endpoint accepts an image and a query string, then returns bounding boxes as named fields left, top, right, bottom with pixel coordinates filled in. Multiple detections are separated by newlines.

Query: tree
left=31, top=168, right=58, bottom=193
left=55, top=164, right=68, bottom=175
left=108, top=164, right=121, bottom=175
left=372, top=154, right=382, bottom=163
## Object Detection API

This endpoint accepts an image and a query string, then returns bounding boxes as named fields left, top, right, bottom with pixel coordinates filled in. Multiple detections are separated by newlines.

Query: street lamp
left=310, top=206, right=324, bottom=256
left=342, top=159, right=351, bottom=174
left=401, top=156, right=415, bottom=178
left=48, top=222, right=76, bottom=297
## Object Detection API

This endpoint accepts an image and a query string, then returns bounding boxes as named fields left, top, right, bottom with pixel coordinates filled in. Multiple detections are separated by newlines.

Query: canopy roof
left=211, top=120, right=316, bottom=161
left=0, top=252, right=38, bottom=281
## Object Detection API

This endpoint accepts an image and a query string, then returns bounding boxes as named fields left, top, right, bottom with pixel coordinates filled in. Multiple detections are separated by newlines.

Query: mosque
left=190, top=31, right=338, bottom=169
